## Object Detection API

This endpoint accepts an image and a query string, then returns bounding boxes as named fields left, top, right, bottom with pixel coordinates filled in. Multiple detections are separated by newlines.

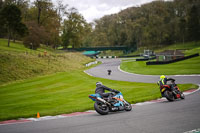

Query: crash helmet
left=160, top=75, right=165, bottom=79
left=96, top=81, right=102, bottom=87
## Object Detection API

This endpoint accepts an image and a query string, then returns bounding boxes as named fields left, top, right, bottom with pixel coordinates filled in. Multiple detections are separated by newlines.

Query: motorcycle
left=89, top=92, right=132, bottom=115
left=160, top=80, right=185, bottom=101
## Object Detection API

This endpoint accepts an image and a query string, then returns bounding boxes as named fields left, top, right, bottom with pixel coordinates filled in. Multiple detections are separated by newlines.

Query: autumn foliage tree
left=23, top=21, right=47, bottom=49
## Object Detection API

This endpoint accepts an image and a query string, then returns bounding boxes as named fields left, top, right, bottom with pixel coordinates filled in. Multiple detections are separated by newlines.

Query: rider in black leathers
left=95, top=82, right=120, bottom=101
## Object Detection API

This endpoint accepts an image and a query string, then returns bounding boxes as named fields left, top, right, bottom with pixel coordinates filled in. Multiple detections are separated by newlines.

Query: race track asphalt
left=0, top=90, right=199, bottom=133
left=85, top=58, right=200, bottom=84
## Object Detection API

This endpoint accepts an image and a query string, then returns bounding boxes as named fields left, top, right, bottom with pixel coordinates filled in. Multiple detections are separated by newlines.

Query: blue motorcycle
left=89, top=92, right=132, bottom=115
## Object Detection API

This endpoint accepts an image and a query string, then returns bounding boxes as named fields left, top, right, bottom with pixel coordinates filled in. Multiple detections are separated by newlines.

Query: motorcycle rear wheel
left=94, top=102, right=109, bottom=115
left=164, top=91, right=174, bottom=102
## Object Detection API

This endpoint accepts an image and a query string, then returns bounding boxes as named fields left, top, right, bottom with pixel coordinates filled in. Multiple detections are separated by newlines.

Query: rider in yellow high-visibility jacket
left=157, top=75, right=175, bottom=88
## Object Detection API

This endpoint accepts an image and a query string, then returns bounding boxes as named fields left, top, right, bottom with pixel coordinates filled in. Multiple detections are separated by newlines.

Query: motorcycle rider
left=95, top=82, right=120, bottom=101
left=157, top=75, right=176, bottom=90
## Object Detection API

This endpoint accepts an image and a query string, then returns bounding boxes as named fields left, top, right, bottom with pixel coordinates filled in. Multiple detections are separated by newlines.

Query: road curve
left=85, top=58, right=200, bottom=84
left=0, top=58, right=200, bottom=133
left=0, top=90, right=199, bottom=133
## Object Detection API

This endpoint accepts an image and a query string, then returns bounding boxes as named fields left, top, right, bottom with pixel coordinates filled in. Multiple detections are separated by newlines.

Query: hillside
left=0, top=39, right=93, bottom=85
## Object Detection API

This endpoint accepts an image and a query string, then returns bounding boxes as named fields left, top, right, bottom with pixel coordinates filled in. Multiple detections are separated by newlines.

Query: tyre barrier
left=85, top=61, right=98, bottom=67
left=136, top=56, right=156, bottom=61
left=118, top=55, right=140, bottom=58
left=146, top=53, right=199, bottom=65
left=95, top=56, right=117, bottom=59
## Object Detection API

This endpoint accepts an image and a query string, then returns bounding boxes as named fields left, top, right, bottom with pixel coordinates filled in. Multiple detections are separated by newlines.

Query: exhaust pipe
left=97, top=97, right=111, bottom=106
left=97, top=97, right=106, bottom=103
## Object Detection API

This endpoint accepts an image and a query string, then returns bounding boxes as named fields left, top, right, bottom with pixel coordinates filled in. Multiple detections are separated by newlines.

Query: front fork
left=123, top=100, right=131, bottom=107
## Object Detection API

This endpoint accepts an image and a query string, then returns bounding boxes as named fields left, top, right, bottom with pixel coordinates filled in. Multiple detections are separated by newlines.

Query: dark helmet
left=96, top=81, right=102, bottom=87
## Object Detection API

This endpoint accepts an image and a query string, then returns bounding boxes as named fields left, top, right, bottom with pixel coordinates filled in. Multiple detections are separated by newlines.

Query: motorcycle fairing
left=112, top=92, right=124, bottom=107
left=89, top=94, right=101, bottom=101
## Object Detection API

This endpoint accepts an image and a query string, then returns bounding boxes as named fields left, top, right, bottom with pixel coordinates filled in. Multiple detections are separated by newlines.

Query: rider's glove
left=111, top=92, right=115, bottom=95
left=112, top=89, right=120, bottom=93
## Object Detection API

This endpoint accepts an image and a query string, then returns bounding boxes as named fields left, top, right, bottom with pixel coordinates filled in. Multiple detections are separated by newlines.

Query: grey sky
left=60, top=0, right=156, bottom=22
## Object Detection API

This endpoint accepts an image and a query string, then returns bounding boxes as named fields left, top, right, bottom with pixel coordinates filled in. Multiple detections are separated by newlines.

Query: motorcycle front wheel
left=94, top=102, right=109, bottom=115
left=180, top=92, right=185, bottom=99
left=124, top=101, right=132, bottom=111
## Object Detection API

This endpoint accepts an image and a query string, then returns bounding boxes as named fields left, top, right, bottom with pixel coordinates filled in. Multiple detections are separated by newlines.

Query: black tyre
left=180, top=92, right=185, bottom=99
left=164, top=91, right=174, bottom=102
left=124, top=101, right=132, bottom=111
left=94, top=102, right=109, bottom=115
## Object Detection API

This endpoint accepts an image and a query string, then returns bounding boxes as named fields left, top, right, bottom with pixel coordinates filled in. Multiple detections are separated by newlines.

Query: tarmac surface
left=85, top=58, right=200, bottom=84
left=0, top=90, right=199, bottom=133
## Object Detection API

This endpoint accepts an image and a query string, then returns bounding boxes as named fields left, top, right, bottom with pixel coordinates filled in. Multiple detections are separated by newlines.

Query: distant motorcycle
left=89, top=92, right=132, bottom=115
left=160, top=80, right=185, bottom=101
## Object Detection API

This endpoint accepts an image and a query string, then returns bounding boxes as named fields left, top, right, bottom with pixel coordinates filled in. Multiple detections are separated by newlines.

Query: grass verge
left=0, top=71, right=198, bottom=121
left=120, top=42, right=200, bottom=75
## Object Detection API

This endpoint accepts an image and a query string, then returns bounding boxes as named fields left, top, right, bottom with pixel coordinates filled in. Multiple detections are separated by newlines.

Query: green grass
left=121, top=42, right=200, bottom=75
left=0, top=39, right=30, bottom=53
left=0, top=39, right=56, bottom=53
left=0, top=71, right=198, bottom=121
left=121, top=56, right=200, bottom=75
left=0, top=39, right=199, bottom=121
left=0, top=39, right=94, bottom=85
left=161, top=41, right=200, bottom=51
left=0, top=52, right=93, bottom=84
left=126, top=41, right=200, bottom=56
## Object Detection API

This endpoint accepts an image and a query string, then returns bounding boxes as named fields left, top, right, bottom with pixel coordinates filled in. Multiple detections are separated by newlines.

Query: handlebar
left=167, top=79, right=175, bottom=83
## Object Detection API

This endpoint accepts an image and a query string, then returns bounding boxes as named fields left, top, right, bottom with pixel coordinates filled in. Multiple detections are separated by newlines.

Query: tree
left=23, top=21, right=47, bottom=50
left=34, top=0, right=53, bottom=25
left=62, top=8, right=90, bottom=48
left=179, top=18, right=187, bottom=43
left=0, top=0, right=3, bottom=8
left=0, top=1, right=6, bottom=37
left=27, top=0, right=61, bottom=48
left=56, top=0, right=68, bottom=24
left=0, top=4, right=27, bottom=47
left=187, top=5, right=200, bottom=42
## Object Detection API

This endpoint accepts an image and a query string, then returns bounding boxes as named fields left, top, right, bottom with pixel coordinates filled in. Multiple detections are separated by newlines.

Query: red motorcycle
left=160, top=80, right=185, bottom=101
